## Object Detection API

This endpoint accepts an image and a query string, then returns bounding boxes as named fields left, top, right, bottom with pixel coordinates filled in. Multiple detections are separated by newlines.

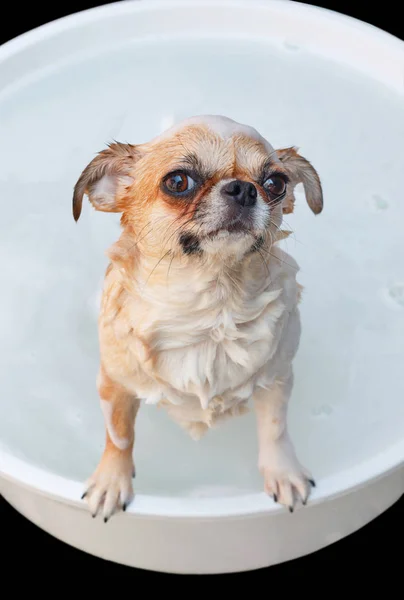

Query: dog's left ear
left=276, top=147, right=323, bottom=215
left=72, top=142, right=141, bottom=221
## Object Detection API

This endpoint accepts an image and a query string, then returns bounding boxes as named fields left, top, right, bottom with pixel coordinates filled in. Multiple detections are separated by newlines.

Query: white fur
left=91, top=175, right=133, bottom=212
left=104, top=245, right=300, bottom=435
left=154, top=114, right=275, bottom=153
left=100, top=399, right=130, bottom=450
left=91, top=175, right=116, bottom=209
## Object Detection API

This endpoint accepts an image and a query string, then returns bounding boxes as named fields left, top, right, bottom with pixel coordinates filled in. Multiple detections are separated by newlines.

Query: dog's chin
left=178, top=213, right=268, bottom=259
left=205, top=220, right=252, bottom=239
left=198, top=223, right=264, bottom=258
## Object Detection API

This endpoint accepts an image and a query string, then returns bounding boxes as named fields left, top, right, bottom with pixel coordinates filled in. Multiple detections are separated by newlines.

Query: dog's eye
left=263, top=175, right=286, bottom=200
left=163, top=172, right=196, bottom=195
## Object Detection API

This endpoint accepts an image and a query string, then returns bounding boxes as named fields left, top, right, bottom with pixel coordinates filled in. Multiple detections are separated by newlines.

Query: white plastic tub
left=0, top=0, right=403, bottom=573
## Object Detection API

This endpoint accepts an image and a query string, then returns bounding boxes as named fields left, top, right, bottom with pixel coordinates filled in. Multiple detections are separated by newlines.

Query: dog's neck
left=107, top=230, right=275, bottom=311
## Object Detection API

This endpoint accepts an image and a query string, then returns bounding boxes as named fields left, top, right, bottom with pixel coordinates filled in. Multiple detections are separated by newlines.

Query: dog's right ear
left=72, top=142, right=141, bottom=221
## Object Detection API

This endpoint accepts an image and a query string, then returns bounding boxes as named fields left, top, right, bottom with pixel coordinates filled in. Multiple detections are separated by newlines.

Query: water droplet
left=311, top=404, right=333, bottom=418
left=381, top=283, right=404, bottom=310
left=284, top=41, right=300, bottom=51
left=371, top=194, right=389, bottom=210
left=387, top=283, right=404, bottom=308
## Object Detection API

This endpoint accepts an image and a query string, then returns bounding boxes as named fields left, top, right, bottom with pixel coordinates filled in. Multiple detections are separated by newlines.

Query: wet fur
left=74, top=115, right=323, bottom=519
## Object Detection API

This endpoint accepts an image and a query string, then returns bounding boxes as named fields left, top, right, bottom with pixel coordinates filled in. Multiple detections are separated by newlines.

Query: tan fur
left=277, top=146, right=323, bottom=215
left=75, top=116, right=323, bottom=519
left=83, top=366, right=140, bottom=520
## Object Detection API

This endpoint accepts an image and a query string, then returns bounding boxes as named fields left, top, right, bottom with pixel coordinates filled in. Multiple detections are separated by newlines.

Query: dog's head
left=73, top=115, right=323, bottom=261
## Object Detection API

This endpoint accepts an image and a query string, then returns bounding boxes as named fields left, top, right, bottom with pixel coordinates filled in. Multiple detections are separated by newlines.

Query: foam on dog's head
left=154, top=115, right=274, bottom=150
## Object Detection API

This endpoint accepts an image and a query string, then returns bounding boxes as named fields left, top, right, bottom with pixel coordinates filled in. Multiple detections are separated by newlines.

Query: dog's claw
left=82, top=452, right=134, bottom=521
left=309, top=479, right=316, bottom=488
left=261, top=436, right=314, bottom=511
left=81, top=491, right=87, bottom=500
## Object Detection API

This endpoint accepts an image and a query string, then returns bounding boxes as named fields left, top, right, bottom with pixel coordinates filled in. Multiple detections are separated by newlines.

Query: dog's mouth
left=179, top=223, right=264, bottom=256
left=204, top=214, right=256, bottom=239
left=179, top=207, right=265, bottom=255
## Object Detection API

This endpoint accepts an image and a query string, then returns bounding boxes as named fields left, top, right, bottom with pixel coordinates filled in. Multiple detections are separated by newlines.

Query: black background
left=1, top=0, right=402, bottom=581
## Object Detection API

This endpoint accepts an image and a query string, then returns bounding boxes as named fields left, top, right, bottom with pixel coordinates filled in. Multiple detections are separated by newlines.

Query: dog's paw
left=259, top=436, right=315, bottom=512
left=82, top=450, right=135, bottom=521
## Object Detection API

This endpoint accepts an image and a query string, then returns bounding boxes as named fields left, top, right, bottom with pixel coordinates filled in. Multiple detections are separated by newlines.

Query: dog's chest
left=136, top=286, right=287, bottom=410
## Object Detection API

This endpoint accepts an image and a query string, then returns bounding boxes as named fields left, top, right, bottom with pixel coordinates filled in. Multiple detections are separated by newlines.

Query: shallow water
left=0, top=38, right=403, bottom=496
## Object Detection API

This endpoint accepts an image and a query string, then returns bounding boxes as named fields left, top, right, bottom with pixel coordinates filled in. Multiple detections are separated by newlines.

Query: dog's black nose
left=221, top=180, right=257, bottom=207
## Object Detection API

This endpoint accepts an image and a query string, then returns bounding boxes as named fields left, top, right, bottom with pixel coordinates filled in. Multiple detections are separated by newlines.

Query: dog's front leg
left=82, top=366, right=140, bottom=521
left=253, top=376, right=314, bottom=511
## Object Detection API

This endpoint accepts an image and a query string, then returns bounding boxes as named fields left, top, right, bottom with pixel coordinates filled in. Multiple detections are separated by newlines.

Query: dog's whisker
left=256, top=248, right=271, bottom=278
left=122, top=216, right=175, bottom=257
left=257, top=245, right=299, bottom=270
left=166, top=252, right=176, bottom=285
left=144, top=250, right=172, bottom=286
left=163, top=217, right=195, bottom=248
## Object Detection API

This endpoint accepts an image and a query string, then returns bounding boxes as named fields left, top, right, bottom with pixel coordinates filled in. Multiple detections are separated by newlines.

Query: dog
left=73, top=115, right=323, bottom=521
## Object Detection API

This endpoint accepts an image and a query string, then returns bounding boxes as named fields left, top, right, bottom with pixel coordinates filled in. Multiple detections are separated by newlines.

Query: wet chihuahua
left=73, top=116, right=323, bottom=521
